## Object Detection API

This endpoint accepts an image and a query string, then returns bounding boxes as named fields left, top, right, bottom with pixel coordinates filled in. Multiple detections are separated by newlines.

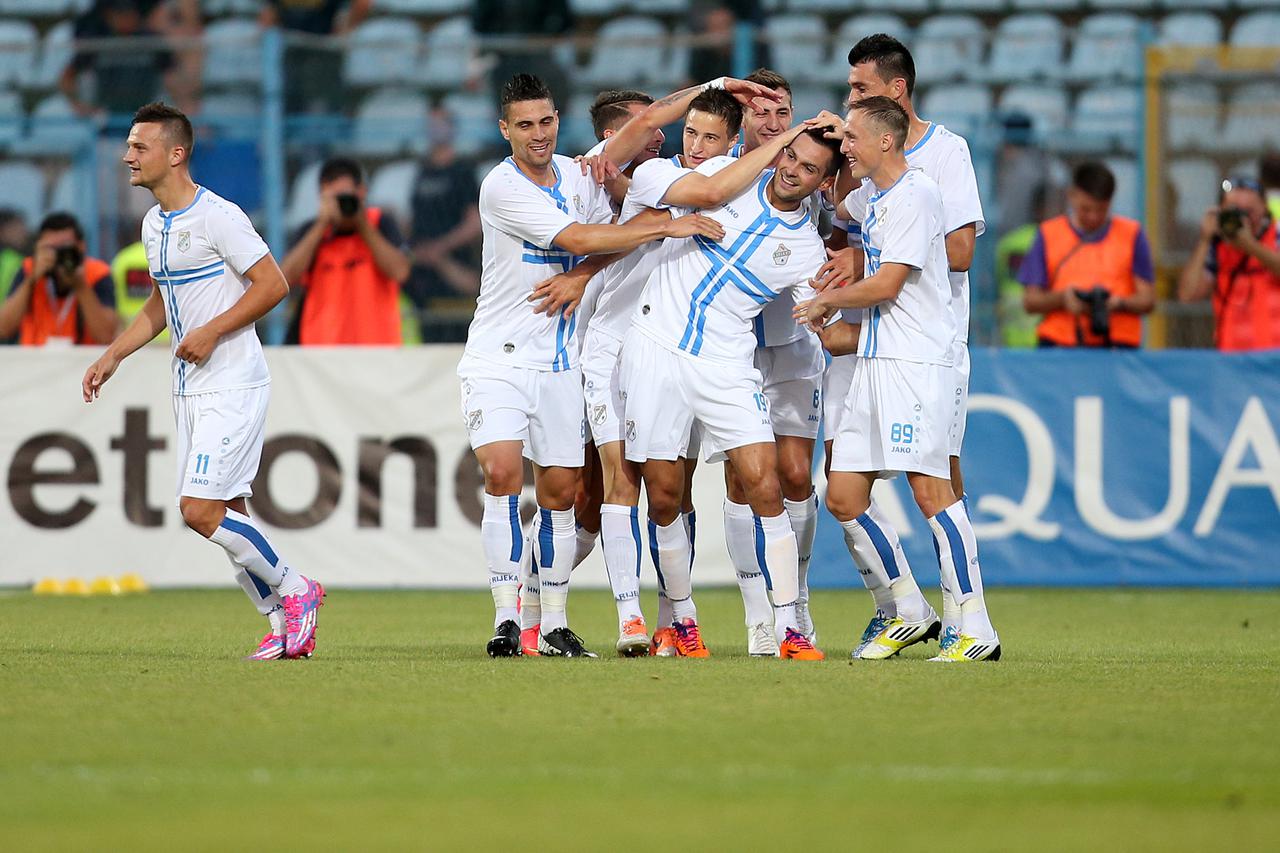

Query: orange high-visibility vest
left=18, top=256, right=112, bottom=345
left=298, top=207, right=402, bottom=345
left=1036, top=215, right=1143, bottom=348
left=1213, top=221, right=1280, bottom=352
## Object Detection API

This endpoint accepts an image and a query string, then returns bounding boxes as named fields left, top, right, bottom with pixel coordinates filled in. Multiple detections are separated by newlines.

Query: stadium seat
left=912, top=15, right=987, bottom=85
left=285, top=161, right=322, bottom=233
left=26, top=93, right=93, bottom=151
left=1071, top=87, right=1142, bottom=152
left=789, top=85, right=841, bottom=124
left=1103, top=157, right=1141, bottom=220
left=199, top=92, right=261, bottom=140
left=0, top=20, right=37, bottom=87
left=0, top=0, right=75, bottom=15
left=861, top=0, right=930, bottom=13
left=1167, top=157, right=1219, bottom=231
left=1156, top=12, right=1223, bottom=46
left=203, top=0, right=263, bottom=16
left=0, top=162, right=45, bottom=226
left=789, top=0, right=867, bottom=11
left=420, top=16, right=475, bottom=90
left=440, top=91, right=499, bottom=157
left=919, top=84, right=992, bottom=138
left=368, top=158, right=419, bottom=229
left=985, top=14, right=1065, bottom=82
left=579, top=16, right=671, bottom=87
left=637, top=0, right=689, bottom=13
left=1085, top=0, right=1156, bottom=11
left=1221, top=82, right=1280, bottom=151
left=998, top=85, right=1069, bottom=137
left=1162, top=0, right=1227, bottom=10
left=344, top=17, right=421, bottom=88
left=1065, top=14, right=1144, bottom=82
left=372, top=0, right=469, bottom=13
left=567, top=0, right=627, bottom=14
left=1011, top=0, right=1075, bottom=11
left=1230, top=11, right=1280, bottom=46
left=934, top=0, right=1008, bottom=12
left=1164, top=83, right=1218, bottom=152
left=27, top=19, right=72, bottom=91
left=352, top=88, right=429, bottom=155
left=763, top=15, right=831, bottom=85
left=837, top=13, right=912, bottom=47
left=48, top=166, right=81, bottom=216
left=0, top=90, right=22, bottom=145
left=1237, top=0, right=1280, bottom=9
left=203, top=18, right=263, bottom=89
left=559, top=92, right=598, bottom=155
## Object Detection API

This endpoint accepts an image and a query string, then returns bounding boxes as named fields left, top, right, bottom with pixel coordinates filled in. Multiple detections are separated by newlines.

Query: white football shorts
left=830, top=356, right=951, bottom=479
left=457, top=353, right=586, bottom=468
left=822, top=353, right=856, bottom=440
left=948, top=339, right=970, bottom=457
left=756, top=335, right=825, bottom=441
left=173, top=383, right=270, bottom=503
left=581, top=325, right=626, bottom=447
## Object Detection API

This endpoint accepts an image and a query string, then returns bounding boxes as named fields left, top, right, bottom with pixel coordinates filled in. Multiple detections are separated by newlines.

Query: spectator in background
left=1019, top=162, right=1154, bottom=349
left=409, top=110, right=482, bottom=323
left=0, top=210, right=29, bottom=305
left=1262, top=153, right=1280, bottom=223
left=260, top=0, right=371, bottom=113
left=0, top=213, right=116, bottom=346
left=1177, top=176, right=1280, bottom=352
left=63, top=0, right=176, bottom=117
left=280, top=157, right=410, bottom=345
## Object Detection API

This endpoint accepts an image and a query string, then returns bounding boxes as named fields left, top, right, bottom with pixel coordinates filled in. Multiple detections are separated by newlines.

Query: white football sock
left=536, top=507, right=577, bottom=633
left=651, top=516, right=694, bottom=622
left=209, top=508, right=306, bottom=596
left=755, top=511, right=800, bottom=641
left=682, top=509, right=697, bottom=568
left=838, top=503, right=905, bottom=618
left=784, top=491, right=818, bottom=608
left=573, top=525, right=598, bottom=570
left=724, top=499, right=773, bottom=628
left=232, top=565, right=285, bottom=634
left=929, top=500, right=996, bottom=641
left=520, top=512, right=541, bottom=631
left=600, top=504, right=643, bottom=625
left=479, top=493, right=522, bottom=627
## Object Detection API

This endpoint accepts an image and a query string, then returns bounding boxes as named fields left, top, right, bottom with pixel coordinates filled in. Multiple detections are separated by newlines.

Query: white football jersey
left=632, top=168, right=826, bottom=366
left=842, top=123, right=984, bottom=342
left=141, top=186, right=271, bottom=396
left=466, top=154, right=613, bottom=372
left=849, top=167, right=954, bottom=365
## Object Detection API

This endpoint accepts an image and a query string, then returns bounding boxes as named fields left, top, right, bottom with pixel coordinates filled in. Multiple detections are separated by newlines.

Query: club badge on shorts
left=625, top=420, right=637, bottom=442
left=467, top=409, right=483, bottom=431
left=591, top=405, right=608, bottom=426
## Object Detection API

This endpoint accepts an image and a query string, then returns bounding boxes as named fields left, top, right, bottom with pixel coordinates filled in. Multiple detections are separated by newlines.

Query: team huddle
left=463, top=34, right=1000, bottom=662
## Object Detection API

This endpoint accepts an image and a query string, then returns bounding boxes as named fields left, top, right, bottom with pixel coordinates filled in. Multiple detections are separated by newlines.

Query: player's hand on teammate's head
left=82, top=352, right=120, bottom=403
left=811, top=246, right=857, bottom=291
left=665, top=213, right=725, bottom=241
left=803, top=111, right=846, bottom=141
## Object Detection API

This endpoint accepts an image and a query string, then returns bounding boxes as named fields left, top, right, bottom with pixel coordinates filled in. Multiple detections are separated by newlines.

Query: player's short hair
left=798, top=129, right=843, bottom=177
left=687, top=87, right=743, bottom=139
left=589, top=89, right=653, bottom=140
left=500, top=73, right=554, bottom=119
left=1072, top=161, right=1116, bottom=202
left=850, top=95, right=909, bottom=151
left=847, top=34, right=917, bottom=98
left=37, top=211, right=84, bottom=241
left=131, top=101, right=195, bottom=160
left=318, top=156, right=365, bottom=187
left=744, top=68, right=792, bottom=98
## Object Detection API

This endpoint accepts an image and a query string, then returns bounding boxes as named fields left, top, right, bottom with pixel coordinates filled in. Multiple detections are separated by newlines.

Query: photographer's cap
left=1222, top=175, right=1264, bottom=197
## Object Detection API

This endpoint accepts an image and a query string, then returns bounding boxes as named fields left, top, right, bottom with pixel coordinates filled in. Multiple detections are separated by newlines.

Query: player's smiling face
left=742, top=88, right=791, bottom=150
left=772, top=133, right=834, bottom=204
left=682, top=109, right=733, bottom=167
left=842, top=109, right=884, bottom=181
left=500, top=98, right=559, bottom=171
left=123, top=122, right=172, bottom=189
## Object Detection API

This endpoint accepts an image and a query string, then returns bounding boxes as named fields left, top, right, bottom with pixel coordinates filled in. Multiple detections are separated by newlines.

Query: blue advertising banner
left=809, top=350, right=1280, bottom=588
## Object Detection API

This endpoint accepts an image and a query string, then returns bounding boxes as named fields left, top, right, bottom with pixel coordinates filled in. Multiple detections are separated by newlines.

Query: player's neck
left=152, top=174, right=199, bottom=213
left=904, top=113, right=931, bottom=151
left=870, top=157, right=909, bottom=192
left=764, top=180, right=802, bottom=213
left=511, top=154, right=556, bottom=187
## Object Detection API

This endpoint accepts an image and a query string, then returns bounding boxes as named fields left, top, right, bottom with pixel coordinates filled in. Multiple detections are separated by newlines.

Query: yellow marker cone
left=33, top=578, right=65, bottom=595
left=90, top=576, right=122, bottom=596
left=63, top=578, right=91, bottom=596
left=118, top=573, right=149, bottom=593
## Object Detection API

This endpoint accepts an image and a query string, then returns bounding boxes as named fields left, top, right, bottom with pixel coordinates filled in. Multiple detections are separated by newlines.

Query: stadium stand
left=343, top=17, right=421, bottom=88
left=913, top=15, right=986, bottom=85
left=986, top=14, right=1066, bottom=82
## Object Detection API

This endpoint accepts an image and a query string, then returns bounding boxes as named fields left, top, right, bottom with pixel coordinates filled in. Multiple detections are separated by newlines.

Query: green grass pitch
left=1, top=587, right=1278, bottom=851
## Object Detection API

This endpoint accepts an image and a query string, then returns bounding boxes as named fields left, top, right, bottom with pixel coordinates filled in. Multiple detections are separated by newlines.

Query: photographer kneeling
left=1177, top=176, right=1280, bottom=352
left=1018, top=162, right=1154, bottom=349
left=0, top=212, right=117, bottom=346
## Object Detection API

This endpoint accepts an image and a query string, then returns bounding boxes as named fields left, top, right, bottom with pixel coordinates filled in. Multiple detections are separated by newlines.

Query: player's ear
left=498, top=118, right=509, bottom=141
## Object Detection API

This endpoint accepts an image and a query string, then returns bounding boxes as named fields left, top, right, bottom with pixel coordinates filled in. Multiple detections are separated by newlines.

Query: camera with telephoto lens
left=54, top=245, right=83, bottom=273
left=336, top=193, right=360, bottom=218
left=1073, top=286, right=1112, bottom=341
left=1218, top=207, right=1246, bottom=239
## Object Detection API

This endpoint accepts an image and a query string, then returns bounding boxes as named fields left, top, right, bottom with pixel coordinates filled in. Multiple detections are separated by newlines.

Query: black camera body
left=1218, top=207, right=1246, bottom=239
left=1074, top=286, right=1112, bottom=341
left=336, top=193, right=360, bottom=218
left=54, top=245, right=83, bottom=273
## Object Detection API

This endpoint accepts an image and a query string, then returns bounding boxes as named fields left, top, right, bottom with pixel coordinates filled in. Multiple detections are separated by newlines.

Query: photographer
left=1019, top=162, right=1155, bottom=349
left=280, top=157, right=411, bottom=345
left=1177, top=176, right=1280, bottom=352
left=0, top=212, right=117, bottom=346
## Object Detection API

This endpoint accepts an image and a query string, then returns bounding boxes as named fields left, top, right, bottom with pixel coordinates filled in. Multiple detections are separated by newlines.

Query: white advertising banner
left=0, top=347, right=735, bottom=588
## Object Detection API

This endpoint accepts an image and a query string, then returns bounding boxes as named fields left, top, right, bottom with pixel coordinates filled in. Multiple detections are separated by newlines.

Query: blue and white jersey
left=632, top=168, right=826, bottom=366
left=841, top=123, right=985, bottom=343
left=140, top=186, right=271, bottom=396
left=466, top=154, right=612, bottom=372
left=850, top=168, right=954, bottom=366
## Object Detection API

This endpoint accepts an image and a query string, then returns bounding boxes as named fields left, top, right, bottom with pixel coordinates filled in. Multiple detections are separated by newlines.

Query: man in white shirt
left=799, top=97, right=1000, bottom=663
left=82, top=102, right=325, bottom=661
left=620, top=127, right=842, bottom=660
left=461, top=74, right=724, bottom=658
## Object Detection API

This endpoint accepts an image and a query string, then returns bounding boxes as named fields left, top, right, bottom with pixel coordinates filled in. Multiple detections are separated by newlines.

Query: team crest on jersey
left=772, top=243, right=791, bottom=266
left=467, top=409, right=483, bottom=431
left=573, top=194, right=584, bottom=216
left=592, top=405, right=608, bottom=426
left=177, top=230, right=191, bottom=252
left=625, top=420, right=636, bottom=442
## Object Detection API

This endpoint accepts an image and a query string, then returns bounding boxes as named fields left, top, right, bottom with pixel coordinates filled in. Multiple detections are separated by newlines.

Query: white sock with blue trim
left=232, top=565, right=285, bottom=635
left=652, top=516, right=695, bottom=622
left=536, top=507, right=577, bottom=633
left=520, top=514, right=541, bottom=631
left=784, top=491, right=819, bottom=609
left=929, top=500, right=995, bottom=641
left=755, top=511, right=800, bottom=642
left=724, top=499, right=773, bottom=628
left=210, top=508, right=305, bottom=596
left=600, top=504, right=643, bottom=626
left=838, top=504, right=902, bottom=618
left=573, top=525, right=598, bottom=570
left=480, top=493, right=522, bottom=627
